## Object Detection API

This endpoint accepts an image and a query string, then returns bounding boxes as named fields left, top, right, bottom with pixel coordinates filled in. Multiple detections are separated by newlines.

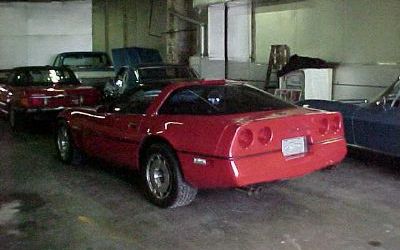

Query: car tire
left=9, top=108, right=23, bottom=131
left=141, top=143, right=197, bottom=208
left=321, top=165, right=338, bottom=171
left=56, top=120, right=86, bottom=166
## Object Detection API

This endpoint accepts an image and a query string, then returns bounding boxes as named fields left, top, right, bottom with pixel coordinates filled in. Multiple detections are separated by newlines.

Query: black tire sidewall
left=9, top=108, right=17, bottom=129
left=141, top=144, right=180, bottom=208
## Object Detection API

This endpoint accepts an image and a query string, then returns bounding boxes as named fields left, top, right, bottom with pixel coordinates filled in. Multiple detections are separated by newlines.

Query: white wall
left=208, top=2, right=251, bottom=62
left=0, top=1, right=92, bottom=69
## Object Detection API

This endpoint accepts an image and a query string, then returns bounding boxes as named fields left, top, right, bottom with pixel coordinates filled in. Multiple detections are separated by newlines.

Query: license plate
left=282, top=137, right=307, bottom=157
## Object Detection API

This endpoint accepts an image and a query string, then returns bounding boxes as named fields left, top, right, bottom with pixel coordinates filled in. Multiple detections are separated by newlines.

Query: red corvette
left=56, top=80, right=347, bottom=208
left=0, top=66, right=100, bottom=130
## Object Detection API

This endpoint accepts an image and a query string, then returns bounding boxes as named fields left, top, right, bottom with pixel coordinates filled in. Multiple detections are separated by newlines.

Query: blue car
left=298, top=78, right=400, bottom=157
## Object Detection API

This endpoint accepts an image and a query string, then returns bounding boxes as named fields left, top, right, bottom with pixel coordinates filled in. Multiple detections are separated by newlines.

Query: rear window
left=159, top=84, right=294, bottom=115
left=62, top=54, right=111, bottom=67
left=138, top=66, right=197, bottom=82
left=16, top=68, right=78, bottom=86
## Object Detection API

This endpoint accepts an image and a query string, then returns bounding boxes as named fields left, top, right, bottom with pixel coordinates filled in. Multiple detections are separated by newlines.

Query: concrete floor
left=0, top=121, right=399, bottom=250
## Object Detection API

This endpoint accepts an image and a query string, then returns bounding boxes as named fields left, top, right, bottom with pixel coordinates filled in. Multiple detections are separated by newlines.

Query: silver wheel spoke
left=57, top=126, right=70, bottom=160
left=146, top=153, right=172, bottom=199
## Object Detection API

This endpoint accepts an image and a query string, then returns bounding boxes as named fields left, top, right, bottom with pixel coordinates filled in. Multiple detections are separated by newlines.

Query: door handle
left=128, top=122, right=138, bottom=129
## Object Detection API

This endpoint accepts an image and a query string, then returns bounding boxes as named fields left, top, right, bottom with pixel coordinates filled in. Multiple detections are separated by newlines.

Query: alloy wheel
left=145, top=153, right=172, bottom=199
left=57, top=126, right=70, bottom=160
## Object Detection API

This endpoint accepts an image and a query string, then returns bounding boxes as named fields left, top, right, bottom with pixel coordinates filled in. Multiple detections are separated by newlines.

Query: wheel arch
left=55, top=116, right=83, bottom=150
left=138, top=135, right=184, bottom=174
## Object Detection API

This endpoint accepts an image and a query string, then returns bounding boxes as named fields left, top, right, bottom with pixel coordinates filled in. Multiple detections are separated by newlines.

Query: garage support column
left=104, top=0, right=110, bottom=52
left=125, top=0, right=138, bottom=47
left=224, top=2, right=228, bottom=79
left=92, top=0, right=107, bottom=52
left=166, top=0, right=197, bottom=64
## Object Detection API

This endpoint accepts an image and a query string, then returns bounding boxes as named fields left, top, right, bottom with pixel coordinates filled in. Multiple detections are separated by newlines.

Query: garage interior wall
left=0, top=1, right=92, bottom=69
left=92, top=0, right=167, bottom=60
left=192, top=0, right=400, bottom=100
left=255, top=0, right=400, bottom=64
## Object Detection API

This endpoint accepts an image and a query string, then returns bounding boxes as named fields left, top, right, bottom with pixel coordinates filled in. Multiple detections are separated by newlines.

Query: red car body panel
left=59, top=80, right=347, bottom=188
left=4, top=85, right=99, bottom=108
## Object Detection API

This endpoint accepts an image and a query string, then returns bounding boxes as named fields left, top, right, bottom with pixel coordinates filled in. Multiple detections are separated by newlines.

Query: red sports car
left=0, top=66, right=100, bottom=130
left=55, top=80, right=347, bottom=208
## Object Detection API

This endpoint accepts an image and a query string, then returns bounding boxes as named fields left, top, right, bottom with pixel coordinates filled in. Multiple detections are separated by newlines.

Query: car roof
left=123, top=80, right=225, bottom=96
left=143, top=80, right=238, bottom=115
left=12, top=66, right=70, bottom=71
left=154, top=79, right=227, bottom=93
left=136, top=63, right=188, bottom=68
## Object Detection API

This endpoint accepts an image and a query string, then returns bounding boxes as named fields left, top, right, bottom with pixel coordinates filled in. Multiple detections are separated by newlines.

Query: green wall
left=194, top=0, right=400, bottom=64
left=92, top=0, right=167, bottom=59
left=255, top=0, right=400, bottom=63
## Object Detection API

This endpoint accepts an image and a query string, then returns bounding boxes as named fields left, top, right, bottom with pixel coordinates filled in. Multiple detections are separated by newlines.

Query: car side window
left=111, top=89, right=160, bottom=114
left=159, top=88, right=218, bottom=115
left=53, top=56, right=59, bottom=66
left=12, top=71, right=28, bottom=86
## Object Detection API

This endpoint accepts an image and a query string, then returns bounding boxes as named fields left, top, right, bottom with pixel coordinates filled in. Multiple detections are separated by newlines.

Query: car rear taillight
left=20, top=97, right=29, bottom=107
left=319, top=118, right=329, bottom=135
left=238, top=129, right=254, bottom=149
left=29, top=97, right=46, bottom=107
left=22, top=93, right=47, bottom=107
left=330, top=116, right=341, bottom=133
left=258, top=127, right=273, bottom=144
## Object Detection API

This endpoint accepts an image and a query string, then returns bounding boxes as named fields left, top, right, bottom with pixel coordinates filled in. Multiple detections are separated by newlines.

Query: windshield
left=62, top=54, right=111, bottom=67
left=159, top=84, right=295, bottom=115
left=137, top=66, right=198, bottom=82
left=19, top=68, right=78, bottom=86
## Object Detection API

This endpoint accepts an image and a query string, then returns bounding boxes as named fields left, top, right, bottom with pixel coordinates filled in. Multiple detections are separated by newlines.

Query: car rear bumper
left=178, top=138, right=347, bottom=189
left=15, top=107, right=64, bottom=121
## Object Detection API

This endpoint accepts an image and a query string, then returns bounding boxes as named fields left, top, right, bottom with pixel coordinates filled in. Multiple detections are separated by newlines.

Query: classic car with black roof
left=0, top=66, right=100, bottom=130
left=103, top=63, right=200, bottom=98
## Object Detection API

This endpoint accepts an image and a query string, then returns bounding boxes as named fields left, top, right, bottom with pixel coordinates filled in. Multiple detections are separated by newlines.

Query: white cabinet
left=279, top=68, right=333, bottom=100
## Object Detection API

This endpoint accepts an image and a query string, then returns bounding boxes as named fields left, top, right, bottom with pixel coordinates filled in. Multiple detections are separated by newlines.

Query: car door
left=84, top=92, right=150, bottom=168
left=102, top=111, right=144, bottom=168
left=352, top=103, right=400, bottom=156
